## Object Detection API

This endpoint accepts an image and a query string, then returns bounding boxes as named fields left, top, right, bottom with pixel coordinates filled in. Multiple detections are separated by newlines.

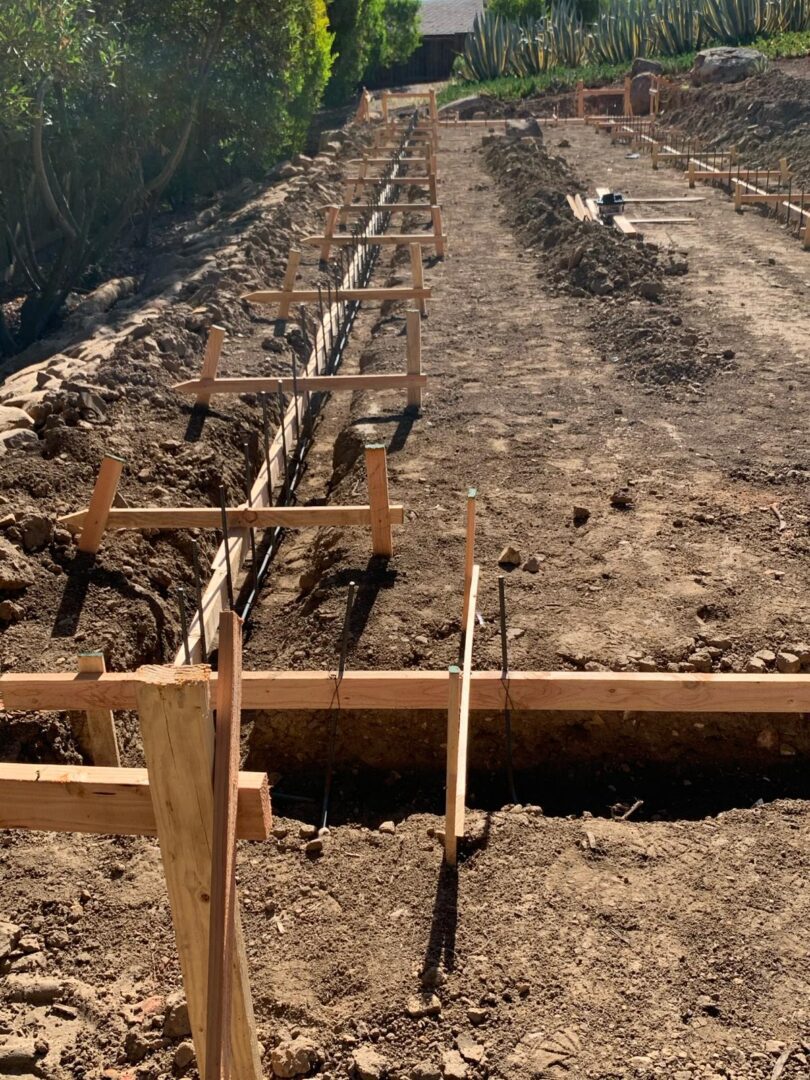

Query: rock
left=438, top=94, right=488, bottom=119
left=406, top=993, right=442, bottom=1019
left=629, top=1056, right=654, bottom=1070
left=378, top=821, right=396, bottom=834
left=124, top=1030, right=156, bottom=1064
left=411, top=1064, right=441, bottom=1080
left=505, top=117, right=542, bottom=139
left=2, top=974, right=62, bottom=1004
left=765, top=1039, right=786, bottom=1054
left=19, top=513, right=53, bottom=553
left=691, top=46, right=767, bottom=86
left=0, top=1039, right=38, bottom=1071
left=456, top=1034, right=484, bottom=1065
left=507, top=1029, right=580, bottom=1075
left=174, top=1041, right=195, bottom=1070
left=304, top=838, right=324, bottom=857
left=523, top=555, right=543, bottom=573
left=74, top=277, right=137, bottom=315
left=776, top=651, right=800, bottom=673
left=0, top=428, right=39, bottom=454
left=441, top=1050, right=467, bottom=1079
left=353, top=1045, right=387, bottom=1079
left=45, top=929, right=69, bottom=950
left=498, top=545, right=522, bottom=567
left=630, top=72, right=654, bottom=115
left=746, top=657, right=768, bottom=673
left=0, top=921, right=21, bottom=963
left=467, top=1007, right=488, bottom=1026
left=572, top=505, right=590, bottom=526
left=635, top=279, right=663, bottom=301
left=0, top=405, right=34, bottom=433
left=755, top=649, right=777, bottom=665
left=610, top=489, right=635, bottom=510
left=163, top=991, right=191, bottom=1038
left=631, top=57, right=664, bottom=76
left=270, top=1036, right=320, bottom=1078
left=688, top=648, right=714, bottom=672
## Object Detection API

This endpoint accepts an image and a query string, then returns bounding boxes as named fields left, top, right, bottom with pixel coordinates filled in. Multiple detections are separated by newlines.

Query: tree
left=0, top=0, right=333, bottom=356
left=324, top=0, right=421, bottom=105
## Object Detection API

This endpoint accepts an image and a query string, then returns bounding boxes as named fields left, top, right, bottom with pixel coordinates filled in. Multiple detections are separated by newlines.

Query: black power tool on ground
left=595, top=191, right=626, bottom=220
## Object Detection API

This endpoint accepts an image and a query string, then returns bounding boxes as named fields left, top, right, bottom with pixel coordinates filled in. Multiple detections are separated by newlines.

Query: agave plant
left=512, top=17, right=556, bottom=75
left=456, top=11, right=521, bottom=80
left=701, top=0, right=770, bottom=40
left=588, top=0, right=655, bottom=63
left=763, top=0, right=810, bottom=31
left=653, top=0, right=707, bottom=53
left=547, top=1, right=589, bottom=67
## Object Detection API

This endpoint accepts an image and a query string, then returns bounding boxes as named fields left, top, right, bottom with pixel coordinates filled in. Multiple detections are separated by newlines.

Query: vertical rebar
left=498, top=576, right=517, bottom=804
left=177, top=587, right=191, bottom=665
left=190, top=538, right=207, bottom=658
left=277, top=379, right=289, bottom=501
left=260, top=393, right=274, bottom=507
left=243, top=438, right=257, bottom=578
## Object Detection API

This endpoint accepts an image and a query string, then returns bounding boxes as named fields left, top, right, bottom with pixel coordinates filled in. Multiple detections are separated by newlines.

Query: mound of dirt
left=663, top=69, right=810, bottom=186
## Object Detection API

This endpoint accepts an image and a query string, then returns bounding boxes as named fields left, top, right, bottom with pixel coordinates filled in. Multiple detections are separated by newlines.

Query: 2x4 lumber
left=0, top=762, right=271, bottom=840
left=584, top=198, right=601, bottom=222
left=76, top=653, right=120, bottom=766
left=567, top=194, right=586, bottom=222
left=242, top=286, right=431, bottom=305
left=444, top=666, right=462, bottom=866
left=406, top=308, right=422, bottom=411
left=278, top=250, right=302, bottom=319
left=135, top=666, right=262, bottom=1080
left=612, top=214, right=638, bottom=235
left=432, top=205, right=445, bottom=257
left=627, top=217, right=696, bottom=225
left=410, top=242, right=427, bottom=318
left=77, top=454, right=124, bottom=555
left=206, top=612, right=243, bottom=1080
left=461, top=489, right=477, bottom=629
left=366, top=444, right=393, bottom=557
left=60, top=504, right=406, bottom=532
left=320, top=206, right=340, bottom=262
left=173, top=373, right=428, bottom=397
left=303, top=233, right=445, bottom=249
left=8, top=669, right=810, bottom=714
left=454, top=562, right=479, bottom=855
left=333, top=203, right=436, bottom=215
left=688, top=167, right=789, bottom=182
left=196, top=326, right=225, bottom=406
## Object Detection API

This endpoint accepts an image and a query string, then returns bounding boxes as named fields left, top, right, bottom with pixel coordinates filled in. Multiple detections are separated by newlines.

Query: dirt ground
left=3, top=70, right=810, bottom=1080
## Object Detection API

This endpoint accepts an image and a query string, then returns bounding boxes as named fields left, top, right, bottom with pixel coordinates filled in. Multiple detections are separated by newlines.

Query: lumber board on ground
left=584, top=197, right=601, bottom=222
left=136, top=666, right=262, bottom=1080
left=612, top=214, right=638, bottom=235
left=173, top=374, right=428, bottom=397
left=0, top=763, right=271, bottom=839
left=627, top=217, right=696, bottom=224
left=8, top=671, right=810, bottom=715
left=60, top=505, right=406, bottom=532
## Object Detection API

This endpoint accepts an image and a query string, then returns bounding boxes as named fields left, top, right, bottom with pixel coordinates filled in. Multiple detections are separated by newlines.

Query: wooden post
left=381, top=90, right=389, bottom=123
left=77, top=454, right=124, bottom=555
left=428, top=171, right=438, bottom=205
left=733, top=181, right=743, bottom=212
left=196, top=325, right=225, bottom=407
left=688, top=159, right=696, bottom=189
left=410, top=242, right=427, bottom=317
left=205, top=611, right=243, bottom=1080
left=76, top=653, right=120, bottom=767
left=729, top=144, right=738, bottom=166
left=461, top=488, right=477, bottom=629
left=135, top=665, right=262, bottom=1080
left=651, top=141, right=659, bottom=169
left=445, top=665, right=461, bottom=866
left=320, top=206, right=340, bottom=262
left=406, top=309, right=422, bottom=412
left=780, top=157, right=790, bottom=185
left=804, top=216, right=810, bottom=250
left=576, top=81, right=585, bottom=119
left=365, top=444, right=393, bottom=557
left=278, top=249, right=302, bottom=319
left=624, top=75, right=632, bottom=117
left=429, top=88, right=438, bottom=124
left=431, top=205, right=445, bottom=258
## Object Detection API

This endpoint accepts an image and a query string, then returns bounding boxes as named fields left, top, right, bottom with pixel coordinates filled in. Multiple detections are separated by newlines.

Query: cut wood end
left=135, top=663, right=212, bottom=686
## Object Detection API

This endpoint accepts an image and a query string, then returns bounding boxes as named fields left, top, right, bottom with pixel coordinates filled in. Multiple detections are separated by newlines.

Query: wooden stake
left=461, top=488, right=477, bottom=629
left=431, top=205, right=445, bottom=258
left=429, top=88, right=438, bottom=123
left=576, top=81, right=585, bottom=118
left=196, top=326, right=225, bottom=407
left=688, top=159, right=696, bottom=189
left=365, top=445, right=393, bottom=557
left=135, top=666, right=262, bottom=1080
left=278, top=250, right=302, bottom=319
left=320, top=206, right=339, bottom=262
left=381, top=89, right=389, bottom=123
left=406, top=309, right=422, bottom=412
left=651, top=141, right=659, bottom=169
left=206, top=612, right=243, bottom=1080
left=456, top=562, right=479, bottom=842
left=445, top=665, right=461, bottom=866
left=76, top=653, right=120, bottom=766
left=780, top=157, right=790, bottom=185
left=77, top=454, right=124, bottom=555
left=410, top=242, right=427, bottom=317
left=623, top=76, right=632, bottom=117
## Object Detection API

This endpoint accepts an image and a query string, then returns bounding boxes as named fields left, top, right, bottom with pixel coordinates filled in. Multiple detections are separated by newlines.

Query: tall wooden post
left=135, top=665, right=262, bottom=1080
left=410, top=242, right=427, bottom=318
left=406, top=309, right=422, bottom=412
left=78, top=454, right=124, bottom=555
left=576, top=81, right=585, bottom=119
left=445, top=665, right=461, bottom=866
left=381, top=90, right=389, bottom=123
left=196, top=325, right=225, bottom=407
left=431, top=205, right=445, bottom=258
left=461, top=488, right=477, bottom=629
left=278, top=250, right=302, bottom=319
left=75, top=652, right=120, bottom=766
left=624, top=76, right=632, bottom=117
left=365, top=445, right=393, bottom=557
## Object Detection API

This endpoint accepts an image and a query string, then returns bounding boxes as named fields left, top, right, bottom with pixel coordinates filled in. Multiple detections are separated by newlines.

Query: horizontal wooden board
left=173, top=374, right=428, bottom=397
left=0, top=764, right=271, bottom=839
left=5, top=670, right=810, bottom=716
left=60, top=505, right=406, bottom=532
left=242, top=287, right=431, bottom=305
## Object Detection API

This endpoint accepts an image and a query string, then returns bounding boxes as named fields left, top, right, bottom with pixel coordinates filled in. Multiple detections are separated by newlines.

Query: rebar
left=190, top=538, right=207, bottom=658
left=218, top=484, right=235, bottom=610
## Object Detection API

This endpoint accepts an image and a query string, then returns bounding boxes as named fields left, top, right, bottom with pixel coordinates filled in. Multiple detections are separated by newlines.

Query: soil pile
left=482, top=135, right=727, bottom=385
left=663, top=69, right=810, bottom=186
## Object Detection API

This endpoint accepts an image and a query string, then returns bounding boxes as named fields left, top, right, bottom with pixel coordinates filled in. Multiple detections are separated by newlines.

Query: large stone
left=505, top=118, right=543, bottom=140
left=0, top=537, right=35, bottom=591
left=630, top=72, right=654, bottom=116
left=0, top=428, right=39, bottom=454
left=690, top=47, right=767, bottom=86
left=270, top=1036, right=320, bottom=1078
left=0, top=406, right=33, bottom=433
left=0, top=1039, right=38, bottom=1071
left=163, top=991, right=191, bottom=1038
left=353, top=1044, right=387, bottom=1079
left=631, top=57, right=663, bottom=77
left=0, top=920, right=21, bottom=962
left=441, top=1050, right=467, bottom=1080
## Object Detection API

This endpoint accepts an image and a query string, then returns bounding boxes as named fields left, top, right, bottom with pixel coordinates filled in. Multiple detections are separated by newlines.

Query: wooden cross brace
left=308, top=205, right=445, bottom=259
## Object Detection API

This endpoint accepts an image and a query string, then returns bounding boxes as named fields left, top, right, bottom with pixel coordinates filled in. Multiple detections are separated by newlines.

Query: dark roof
left=419, top=0, right=484, bottom=36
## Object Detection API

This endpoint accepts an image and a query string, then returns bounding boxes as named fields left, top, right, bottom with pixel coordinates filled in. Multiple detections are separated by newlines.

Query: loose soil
left=3, top=71, right=810, bottom=1080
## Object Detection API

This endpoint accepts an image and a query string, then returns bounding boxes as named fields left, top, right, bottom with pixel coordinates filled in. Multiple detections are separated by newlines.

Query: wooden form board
left=242, top=286, right=431, bottom=305
left=0, top=762, right=271, bottom=839
left=445, top=563, right=479, bottom=866
left=136, top=665, right=262, bottom=1080
left=9, top=669, right=810, bottom=715
left=173, top=373, right=428, bottom=397
left=61, top=504, right=406, bottom=532
left=75, top=652, right=120, bottom=766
